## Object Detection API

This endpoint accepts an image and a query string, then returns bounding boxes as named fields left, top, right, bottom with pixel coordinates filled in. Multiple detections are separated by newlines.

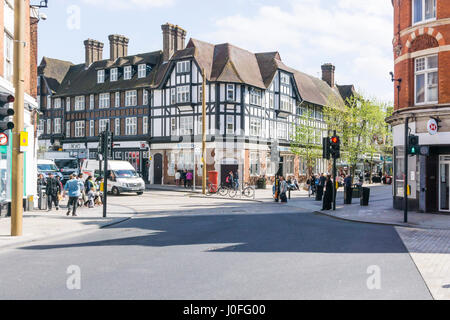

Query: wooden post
left=202, top=68, right=207, bottom=194
left=11, top=0, right=25, bottom=236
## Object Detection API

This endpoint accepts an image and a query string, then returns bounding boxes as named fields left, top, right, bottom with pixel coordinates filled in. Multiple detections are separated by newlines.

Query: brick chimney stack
left=161, top=23, right=187, bottom=62
left=321, top=63, right=335, bottom=88
left=84, top=39, right=104, bottom=67
left=108, top=34, right=129, bottom=61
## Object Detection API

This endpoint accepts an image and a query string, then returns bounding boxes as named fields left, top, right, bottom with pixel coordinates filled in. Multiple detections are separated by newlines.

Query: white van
left=37, top=159, right=63, bottom=180
left=81, top=160, right=145, bottom=195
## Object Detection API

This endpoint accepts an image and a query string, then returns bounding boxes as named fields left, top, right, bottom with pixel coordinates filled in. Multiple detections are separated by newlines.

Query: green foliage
left=290, top=108, right=322, bottom=176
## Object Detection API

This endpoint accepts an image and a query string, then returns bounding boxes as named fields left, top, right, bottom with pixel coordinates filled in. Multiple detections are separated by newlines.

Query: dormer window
left=138, top=64, right=146, bottom=78
left=176, top=61, right=190, bottom=74
left=110, top=68, right=118, bottom=81
left=97, top=70, right=105, bottom=83
left=413, top=0, right=436, bottom=25
left=124, top=66, right=132, bottom=80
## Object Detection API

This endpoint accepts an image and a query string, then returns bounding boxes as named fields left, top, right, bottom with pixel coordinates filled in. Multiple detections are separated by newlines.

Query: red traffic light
left=330, top=136, right=339, bottom=144
left=7, top=95, right=14, bottom=103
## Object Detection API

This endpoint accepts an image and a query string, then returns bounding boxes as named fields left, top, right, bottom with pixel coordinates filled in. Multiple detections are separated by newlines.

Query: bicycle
left=206, top=183, right=228, bottom=197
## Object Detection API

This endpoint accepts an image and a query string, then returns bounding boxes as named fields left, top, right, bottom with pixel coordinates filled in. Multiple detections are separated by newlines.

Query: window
left=54, top=118, right=62, bottom=134
left=125, top=90, right=137, bottom=106
left=415, top=55, right=438, bottom=105
left=115, top=118, right=120, bottom=136
left=74, top=96, right=85, bottom=111
left=47, top=96, right=51, bottom=109
left=250, top=118, right=261, bottom=136
left=74, top=121, right=85, bottom=137
left=66, top=97, right=71, bottom=112
left=97, top=70, right=105, bottom=83
left=198, top=86, right=203, bottom=103
left=143, top=116, right=148, bottom=135
left=143, top=90, right=149, bottom=105
left=99, top=93, right=110, bottom=108
left=278, top=122, right=287, bottom=140
left=285, top=156, right=294, bottom=175
left=171, top=118, right=177, bottom=135
left=138, top=64, right=146, bottom=78
left=269, top=93, right=274, bottom=108
left=170, top=88, right=176, bottom=104
left=227, top=84, right=235, bottom=101
left=180, top=117, right=193, bottom=135
left=89, top=120, right=94, bottom=137
left=115, top=92, right=120, bottom=107
left=38, top=120, right=44, bottom=135
left=413, top=0, right=436, bottom=25
left=99, top=119, right=109, bottom=133
left=125, top=117, right=137, bottom=135
left=280, top=73, right=290, bottom=85
left=177, top=85, right=190, bottom=103
left=4, top=32, right=13, bottom=82
left=249, top=88, right=262, bottom=106
left=250, top=153, right=260, bottom=176
left=266, top=155, right=277, bottom=176
left=124, top=66, right=132, bottom=80
left=46, top=119, right=51, bottom=134
left=226, top=115, right=234, bottom=134
left=176, top=61, right=190, bottom=73
left=88, top=95, right=94, bottom=110
left=110, top=68, right=118, bottom=81
left=54, top=98, right=61, bottom=109
left=280, top=96, right=293, bottom=113
left=66, top=122, right=71, bottom=137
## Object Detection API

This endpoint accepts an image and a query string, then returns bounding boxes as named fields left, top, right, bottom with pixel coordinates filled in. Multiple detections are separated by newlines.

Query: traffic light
left=408, top=135, right=419, bottom=155
left=330, top=135, right=341, bottom=159
left=0, top=93, right=14, bottom=133
left=322, top=137, right=330, bottom=160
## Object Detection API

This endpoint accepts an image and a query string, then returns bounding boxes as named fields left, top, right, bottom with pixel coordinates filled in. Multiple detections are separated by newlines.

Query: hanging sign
left=427, top=119, right=438, bottom=135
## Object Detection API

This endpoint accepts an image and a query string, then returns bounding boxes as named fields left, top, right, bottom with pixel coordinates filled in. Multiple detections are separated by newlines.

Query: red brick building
left=388, top=0, right=450, bottom=212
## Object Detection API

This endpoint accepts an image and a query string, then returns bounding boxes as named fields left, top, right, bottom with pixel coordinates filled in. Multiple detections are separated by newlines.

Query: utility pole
left=11, top=0, right=25, bottom=236
left=202, top=68, right=207, bottom=194
left=103, top=123, right=110, bottom=218
left=332, top=130, right=337, bottom=211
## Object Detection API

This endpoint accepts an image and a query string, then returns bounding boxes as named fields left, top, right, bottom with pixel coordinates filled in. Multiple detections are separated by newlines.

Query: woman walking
left=322, top=175, right=333, bottom=210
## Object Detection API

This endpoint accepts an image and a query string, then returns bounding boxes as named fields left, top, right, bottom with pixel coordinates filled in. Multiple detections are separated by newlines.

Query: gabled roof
left=38, top=57, right=74, bottom=93
left=336, top=84, right=356, bottom=103
left=168, top=38, right=346, bottom=107
left=55, top=51, right=162, bottom=97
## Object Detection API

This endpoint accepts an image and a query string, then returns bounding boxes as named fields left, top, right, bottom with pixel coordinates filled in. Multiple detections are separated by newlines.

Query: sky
left=36, top=0, right=394, bottom=103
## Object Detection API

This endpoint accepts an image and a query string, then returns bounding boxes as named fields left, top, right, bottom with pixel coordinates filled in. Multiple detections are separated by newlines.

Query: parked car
left=81, top=160, right=145, bottom=195
left=54, top=158, right=79, bottom=183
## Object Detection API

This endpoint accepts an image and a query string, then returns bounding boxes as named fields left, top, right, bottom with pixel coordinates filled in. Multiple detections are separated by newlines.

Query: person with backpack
left=279, top=176, right=288, bottom=203
left=46, top=173, right=61, bottom=211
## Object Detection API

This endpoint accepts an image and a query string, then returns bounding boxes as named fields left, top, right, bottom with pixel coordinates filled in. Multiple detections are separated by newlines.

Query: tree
left=290, top=108, right=322, bottom=177
left=323, top=93, right=393, bottom=183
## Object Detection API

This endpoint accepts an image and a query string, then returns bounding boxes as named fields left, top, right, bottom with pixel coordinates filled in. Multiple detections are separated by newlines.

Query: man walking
left=63, top=174, right=84, bottom=217
left=46, top=173, right=60, bottom=211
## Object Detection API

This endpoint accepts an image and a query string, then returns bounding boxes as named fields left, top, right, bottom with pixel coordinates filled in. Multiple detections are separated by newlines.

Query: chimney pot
left=321, top=63, right=335, bottom=88
left=162, top=23, right=187, bottom=62
left=84, top=39, right=104, bottom=67
left=108, top=34, right=129, bottom=61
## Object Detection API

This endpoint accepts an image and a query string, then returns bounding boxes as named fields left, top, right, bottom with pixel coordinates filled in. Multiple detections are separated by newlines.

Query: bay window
left=415, top=55, right=438, bottom=105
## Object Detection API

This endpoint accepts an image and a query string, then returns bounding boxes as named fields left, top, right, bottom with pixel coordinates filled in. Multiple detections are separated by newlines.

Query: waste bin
left=360, top=187, right=370, bottom=206
left=344, top=186, right=353, bottom=204
left=208, top=171, right=219, bottom=193
left=38, top=185, right=47, bottom=210
left=352, top=184, right=361, bottom=198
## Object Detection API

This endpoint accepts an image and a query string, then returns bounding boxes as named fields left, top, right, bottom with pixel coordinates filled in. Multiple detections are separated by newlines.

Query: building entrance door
left=154, top=153, right=163, bottom=185
left=439, top=155, right=450, bottom=212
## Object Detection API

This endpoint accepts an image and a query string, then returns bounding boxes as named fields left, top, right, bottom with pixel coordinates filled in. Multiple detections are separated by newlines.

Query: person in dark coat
left=182, top=170, right=187, bottom=188
left=46, top=173, right=61, bottom=211
left=322, top=175, right=333, bottom=210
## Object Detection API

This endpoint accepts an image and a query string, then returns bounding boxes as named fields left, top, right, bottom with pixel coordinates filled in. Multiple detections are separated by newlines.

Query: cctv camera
left=39, top=13, right=47, bottom=20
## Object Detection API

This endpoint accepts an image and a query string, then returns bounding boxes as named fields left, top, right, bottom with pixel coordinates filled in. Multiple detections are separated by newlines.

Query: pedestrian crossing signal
left=408, top=135, right=419, bottom=155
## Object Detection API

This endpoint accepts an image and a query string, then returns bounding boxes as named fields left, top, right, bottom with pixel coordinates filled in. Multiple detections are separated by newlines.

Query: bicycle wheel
left=228, top=188, right=237, bottom=198
left=242, top=186, right=255, bottom=198
left=218, top=186, right=228, bottom=197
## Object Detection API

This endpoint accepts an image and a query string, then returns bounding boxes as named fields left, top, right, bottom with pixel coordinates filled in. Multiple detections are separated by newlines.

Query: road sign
left=427, top=119, right=438, bottom=135
left=0, top=133, right=7, bottom=146
left=19, top=131, right=28, bottom=152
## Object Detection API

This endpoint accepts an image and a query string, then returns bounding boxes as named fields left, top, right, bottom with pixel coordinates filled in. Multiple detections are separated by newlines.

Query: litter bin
left=38, top=185, right=47, bottom=210
left=352, top=184, right=361, bottom=198
left=360, top=187, right=370, bottom=206
left=344, top=186, right=353, bottom=204
left=208, top=171, right=219, bottom=193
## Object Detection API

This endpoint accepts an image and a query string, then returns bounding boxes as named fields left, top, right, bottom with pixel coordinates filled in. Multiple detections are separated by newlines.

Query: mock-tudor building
left=38, top=23, right=354, bottom=186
